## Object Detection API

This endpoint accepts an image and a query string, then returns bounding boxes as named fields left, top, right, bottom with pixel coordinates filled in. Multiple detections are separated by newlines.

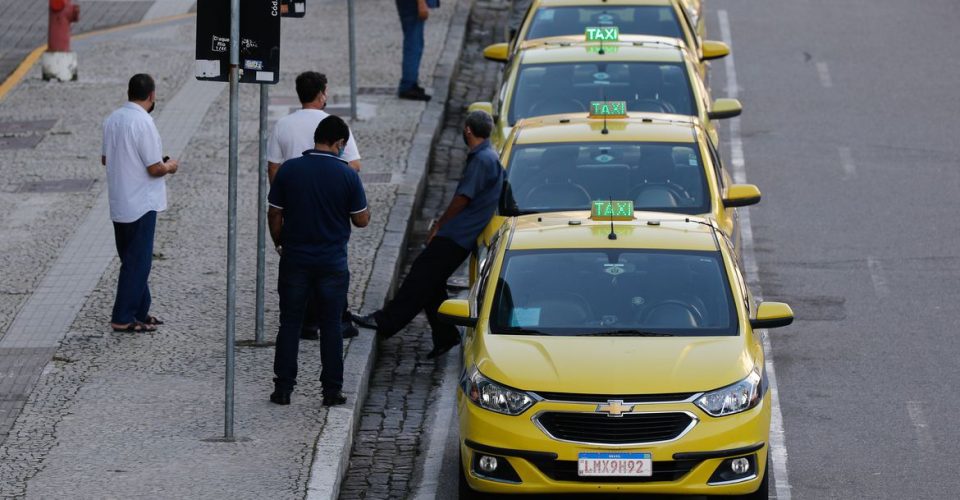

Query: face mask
left=462, top=129, right=469, bottom=146
left=148, top=101, right=156, bottom=113
left=337, top=142, right=346, bottom=157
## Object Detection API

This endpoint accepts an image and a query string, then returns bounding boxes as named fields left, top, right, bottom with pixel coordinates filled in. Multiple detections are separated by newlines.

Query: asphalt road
left=424, top=1, right=960, bottom=499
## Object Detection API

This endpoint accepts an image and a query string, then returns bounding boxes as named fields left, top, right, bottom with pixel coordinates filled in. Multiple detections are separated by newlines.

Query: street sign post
left=348, top=0, right=357, bottom=119
left=196, top=0, right=281, bottom=84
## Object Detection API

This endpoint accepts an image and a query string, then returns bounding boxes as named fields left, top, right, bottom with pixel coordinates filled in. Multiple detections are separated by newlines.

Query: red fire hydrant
left=43, top=0, right=80, bottom=81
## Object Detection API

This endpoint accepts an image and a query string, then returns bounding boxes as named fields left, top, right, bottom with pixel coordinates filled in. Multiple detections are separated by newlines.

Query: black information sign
left=196, top=0, right=281, bottom=84
left=280, top=0, right=305, bottom=18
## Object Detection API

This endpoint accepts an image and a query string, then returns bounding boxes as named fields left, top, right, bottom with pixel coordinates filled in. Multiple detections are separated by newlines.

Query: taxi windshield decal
left=591, top=200, right=634, bottom=221
left=585, top=26, right=619, bottom=42
left=589, top=101, right=627, bottom=119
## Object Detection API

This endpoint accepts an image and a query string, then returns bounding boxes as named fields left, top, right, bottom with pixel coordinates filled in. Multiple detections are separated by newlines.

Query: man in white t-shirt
left=101, top=74, right=179, bottom=333
left=267, top=71, right=363, bottom=340
left=267, top=71, right=362, bottom=181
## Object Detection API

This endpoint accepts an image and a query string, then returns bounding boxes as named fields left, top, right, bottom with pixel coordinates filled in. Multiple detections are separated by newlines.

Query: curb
left=304, top=1, right=474, bottom=498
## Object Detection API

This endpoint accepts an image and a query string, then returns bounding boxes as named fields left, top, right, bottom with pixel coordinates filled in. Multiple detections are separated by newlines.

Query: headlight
left=460, top=367, right=535, bottom=416
left=695, top=368, right=764, bottom=417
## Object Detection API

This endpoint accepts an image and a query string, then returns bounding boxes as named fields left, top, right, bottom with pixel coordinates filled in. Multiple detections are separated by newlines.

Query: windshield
left=504, top=142, right=709, bottom=214
left=508, top=62, right=695, bottom=125
left=526, top=6, right=684, bottom=41
left=490, top=249, right=737, bottom=336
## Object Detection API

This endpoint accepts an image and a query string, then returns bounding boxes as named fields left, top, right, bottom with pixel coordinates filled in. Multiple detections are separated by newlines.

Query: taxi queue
left=437, top=1, right=795, bottom=498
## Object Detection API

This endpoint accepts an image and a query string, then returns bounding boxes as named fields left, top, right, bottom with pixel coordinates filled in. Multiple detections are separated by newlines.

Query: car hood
left=474, top=333, right=754, bottom=395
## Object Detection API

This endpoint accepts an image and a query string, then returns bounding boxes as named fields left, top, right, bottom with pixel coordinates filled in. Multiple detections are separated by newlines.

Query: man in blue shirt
left=354, top=111, right=502, bottom=358
left=268, top=115, right=370, bottom=406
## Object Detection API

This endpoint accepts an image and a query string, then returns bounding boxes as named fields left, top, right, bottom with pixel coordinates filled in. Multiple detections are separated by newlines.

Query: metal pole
left=255, top=83, right=269, bottom=345
left=224, top=0, right=240, bottom=441
left=347, top=0, right=358, bottom=120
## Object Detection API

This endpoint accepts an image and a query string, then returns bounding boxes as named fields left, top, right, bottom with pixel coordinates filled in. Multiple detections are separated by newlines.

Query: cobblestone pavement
left=337, top=1, right=522, bottom=498
left=0, top=0, right=465, bottom=497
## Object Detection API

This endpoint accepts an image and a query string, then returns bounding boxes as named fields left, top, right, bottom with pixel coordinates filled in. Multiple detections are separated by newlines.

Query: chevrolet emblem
left=596, top=400, right=634, bottom=417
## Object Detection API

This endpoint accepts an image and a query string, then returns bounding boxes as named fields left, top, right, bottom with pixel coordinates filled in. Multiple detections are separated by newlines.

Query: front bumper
left=458, top=391, right=771, bottom=495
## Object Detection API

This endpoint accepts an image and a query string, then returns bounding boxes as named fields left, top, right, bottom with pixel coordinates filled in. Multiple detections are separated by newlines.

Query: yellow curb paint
left=0, top=12, right=196, bottom=103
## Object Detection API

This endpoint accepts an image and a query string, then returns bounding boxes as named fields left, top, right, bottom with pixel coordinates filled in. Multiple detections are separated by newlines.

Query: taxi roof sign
left=591, top=200, right=634, bottom=221
left=589, top=101, right=627, bottom=119
left=585, top=26, right=619, bottom=42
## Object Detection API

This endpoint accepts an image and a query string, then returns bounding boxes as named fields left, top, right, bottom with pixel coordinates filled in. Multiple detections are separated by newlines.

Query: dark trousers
left=377, top=237, right=469, bottom=347
left=397, top=9, right=425, bottom=92
left=111, top=211, right=156, bottom=324
left=275, top=258, right=349, bottom=396
left=302, top=299, right=354, bottom=335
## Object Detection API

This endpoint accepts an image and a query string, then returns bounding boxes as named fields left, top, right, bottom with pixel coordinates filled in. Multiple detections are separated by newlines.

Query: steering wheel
left=639, top=300, right=705, bottom=328
left=527, top=98, right=586, bottom=117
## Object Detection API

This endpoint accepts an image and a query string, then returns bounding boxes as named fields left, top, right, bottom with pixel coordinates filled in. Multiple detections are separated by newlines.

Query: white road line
left=815, top=62, right=834, bottom=88
left=412, top=356, right=460, bottom=500
left=867, top=256, right=890, bottom=298
left=718, top=10, right=792, bottom=500
left=906, top=401, right=935, bottom=451
left=838, top=146, right=856, bottom=179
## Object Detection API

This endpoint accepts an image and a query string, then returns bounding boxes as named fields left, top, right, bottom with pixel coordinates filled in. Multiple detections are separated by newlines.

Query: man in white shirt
left=267, top=71, right=363, bottom=340
left=101, top=74, right=179, bottom=333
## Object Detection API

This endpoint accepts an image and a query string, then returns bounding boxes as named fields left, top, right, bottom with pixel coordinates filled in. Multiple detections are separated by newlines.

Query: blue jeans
left=397, top=10, right=425, bottom=92
left=274, top=258, right=349, bottom=397
left=111, top=211, right=156, bottom=324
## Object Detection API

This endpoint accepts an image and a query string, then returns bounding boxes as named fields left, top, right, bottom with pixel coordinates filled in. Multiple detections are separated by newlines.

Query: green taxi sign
left=589, top=101, right=627, bottom=119
left=585, top=26, right=619, bottom=42
left=591, top=200, right=634, bottom=221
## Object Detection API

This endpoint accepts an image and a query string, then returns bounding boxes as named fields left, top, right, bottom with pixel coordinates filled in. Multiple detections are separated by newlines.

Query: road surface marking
left=816, top=62, right=834, bottom=88
left=412, top=356, right=460, bottom=500
left=906, top=401, right=935, bottom=451
left=719, top=10, right=792, bottom=500
left=867, top=256, right=890, bottom=298
left=838, top=146, right=856, bottom=179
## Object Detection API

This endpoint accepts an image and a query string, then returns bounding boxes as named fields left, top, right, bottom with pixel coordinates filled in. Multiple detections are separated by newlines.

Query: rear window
left=504, top=142, right=709, bottom=215
left=526, top=6, right=684, bottom=41
left=508, top=62, right=695, bottom=124
left=490, top=249, right=737, bottom=336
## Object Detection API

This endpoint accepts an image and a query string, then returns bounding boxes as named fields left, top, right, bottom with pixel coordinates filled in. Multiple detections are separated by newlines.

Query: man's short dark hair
left=314, top=115, right=350, bottom=146
left=128, top=74, right=155, bottom=101
left=296, top=71, right=328, bottom=103
left=465, top=110, right=494, bottom=139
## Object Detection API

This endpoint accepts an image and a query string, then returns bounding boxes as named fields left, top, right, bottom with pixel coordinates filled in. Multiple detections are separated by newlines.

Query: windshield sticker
left=593, top=72, right=610, bottom=81
left=689, top=153, right=698, bottom=166
left=597, top=14, right=615, bottom=25
left=632, top=296, right=646, bottom=306
left=594, top=154, right=615, bottom=163
left=604, top=264, right=626, bottom=276
left=511, top=308, right=541, bottom=327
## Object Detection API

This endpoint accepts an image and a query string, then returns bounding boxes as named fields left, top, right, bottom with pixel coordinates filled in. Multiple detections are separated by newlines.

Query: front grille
left=529, top=457, right=699, bottom=483
left=533, top=391, right=695, bottom=403
left=536, top=412, right=694, bottom=444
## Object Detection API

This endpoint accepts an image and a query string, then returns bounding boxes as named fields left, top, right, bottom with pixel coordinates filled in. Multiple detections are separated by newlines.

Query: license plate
left=578, top=452, right=652, bottom=477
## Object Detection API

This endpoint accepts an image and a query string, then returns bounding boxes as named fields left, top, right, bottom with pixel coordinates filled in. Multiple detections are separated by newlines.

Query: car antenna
left=608, top=196, right=617, bottom=240
left=600, top=88, right=609, bottom=135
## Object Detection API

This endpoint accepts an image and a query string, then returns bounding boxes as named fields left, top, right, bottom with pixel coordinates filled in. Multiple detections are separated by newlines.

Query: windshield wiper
left=494, top=327, right=546, bottom=335
left=580, top=330, right=676, bottom=337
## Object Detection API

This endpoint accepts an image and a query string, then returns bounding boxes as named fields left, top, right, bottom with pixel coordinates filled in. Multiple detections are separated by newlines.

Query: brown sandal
left=143, top=315, right=164, bottom=326
left=111, top=321, right=156, bottom=332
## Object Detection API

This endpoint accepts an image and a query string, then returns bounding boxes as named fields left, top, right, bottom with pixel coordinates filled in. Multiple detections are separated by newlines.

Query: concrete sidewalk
left=0, top=0, right=471, bottom=497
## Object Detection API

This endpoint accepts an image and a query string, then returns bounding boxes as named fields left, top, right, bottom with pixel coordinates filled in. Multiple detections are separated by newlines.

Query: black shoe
left=398, top=87, right=431, bottom=101
left=322, top=392, right=347, bottom=406
left=351, top=312, right=379, bottom=330
left=270, top=389, right=292, bottom=405
left=426, top=337, right=460, bottom=359
left=342, top=323, right=360, bottom=339
left=300, top=328, right=319, bottom=340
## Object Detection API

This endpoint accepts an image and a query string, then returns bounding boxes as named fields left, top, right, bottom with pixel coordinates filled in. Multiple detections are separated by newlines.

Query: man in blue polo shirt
left=354, top=110, right=502, bottom=358
left=267, top=115, right=370, bottom=407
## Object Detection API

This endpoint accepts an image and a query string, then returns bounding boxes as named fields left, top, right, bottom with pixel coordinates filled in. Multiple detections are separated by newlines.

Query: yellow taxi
left=439, top=213, right=794, bottom=498
left=501, top=0, right=727, bottom=77
left=477, top=104, right=761, bottom=258
left=470, top=36, right=742, bottom=150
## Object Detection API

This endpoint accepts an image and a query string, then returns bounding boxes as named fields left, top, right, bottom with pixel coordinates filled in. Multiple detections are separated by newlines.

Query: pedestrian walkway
left=0, top=0, right=470, bottom=497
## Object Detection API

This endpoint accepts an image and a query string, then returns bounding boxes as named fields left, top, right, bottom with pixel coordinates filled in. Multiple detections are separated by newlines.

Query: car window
left=508, top=62, right=695, bottom=125
left=503, top=142, right=709, bottom=215
left=490, top=249, right=737, bottom=336
left=526, top=6, right=684, bottom=41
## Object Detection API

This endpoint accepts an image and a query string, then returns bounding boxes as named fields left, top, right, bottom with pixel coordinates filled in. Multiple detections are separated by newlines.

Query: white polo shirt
left=102, top=102, right=166, bottom=223
left=267, top=108, right=361, bottom=163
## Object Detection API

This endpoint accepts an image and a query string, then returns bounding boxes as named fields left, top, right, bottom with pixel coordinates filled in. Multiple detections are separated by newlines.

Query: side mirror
left=438, top=299, right=477, bottom=328
left=483, top=43, right=509, bottom=63
left=700, top=40, right=730, bottom=61
left=708, top=98, right=742, bottom=120
left=468, top=101, right=495, bottom=117
left=722, top=184, right=761, bottom=208
left=750, top=302, right=794, bottom=330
